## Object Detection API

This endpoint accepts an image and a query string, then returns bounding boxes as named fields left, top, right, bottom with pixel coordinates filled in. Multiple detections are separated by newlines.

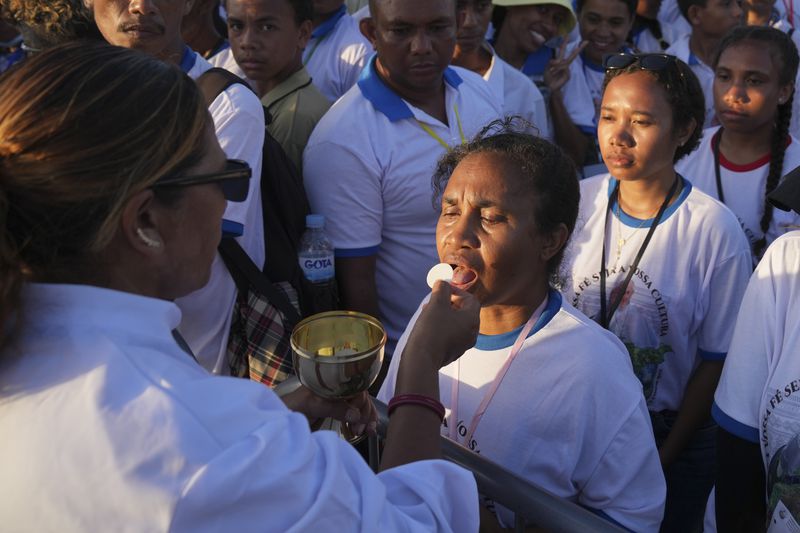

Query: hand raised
left=543, top=40, right=588, bottom=93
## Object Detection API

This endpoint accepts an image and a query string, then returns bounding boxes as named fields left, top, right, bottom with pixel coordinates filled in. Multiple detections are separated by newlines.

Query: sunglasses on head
left=152, top=159, right=251, bottom=202
left=603, top=53, right=677, bottom=73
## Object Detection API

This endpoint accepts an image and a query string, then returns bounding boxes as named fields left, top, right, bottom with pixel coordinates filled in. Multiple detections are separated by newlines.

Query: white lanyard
left=448, top=296, right=548, bottom=445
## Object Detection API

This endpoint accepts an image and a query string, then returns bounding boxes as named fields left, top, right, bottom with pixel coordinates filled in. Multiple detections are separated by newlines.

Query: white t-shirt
left=562, top=174, right=752, bottom=412
left=666, top=35, right=716, bottom=128
left=303, top=58, right=501, bottom=354
left=676, top=126, right=800, bottom=258
left=631, top=23, right=673, bottom=53
left=303, top=5, right=372, bottom=102
left=483, top=46, right=551, bottom=140
left=0, top=283, right=479, bottom=532
left=657, top=0, right=692, bottom=45
left=378, top=290, right=666, bottom=532
left=713, top=231, right=800, bottom=532
left=177, top=50, right=266, bottom=374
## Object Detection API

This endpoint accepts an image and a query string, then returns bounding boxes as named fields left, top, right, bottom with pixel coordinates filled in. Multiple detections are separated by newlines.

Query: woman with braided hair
left=677, top=26, right=800, bottom=262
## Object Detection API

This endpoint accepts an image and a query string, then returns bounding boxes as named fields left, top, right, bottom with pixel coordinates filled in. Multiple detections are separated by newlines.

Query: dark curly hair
left=432, top=118, right=580, bottom=284
left=713, top=26, right=799, bottom=257
left=1, top=0, right=94, bottom=39
left=602, top=55, right=705, bottom=162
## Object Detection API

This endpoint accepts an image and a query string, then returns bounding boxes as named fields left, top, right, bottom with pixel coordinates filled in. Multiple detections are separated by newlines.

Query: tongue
left=452, top=267, right=477, bottom=285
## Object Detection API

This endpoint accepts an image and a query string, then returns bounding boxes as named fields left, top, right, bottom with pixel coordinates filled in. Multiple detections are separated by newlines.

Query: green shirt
left=262, top=67, right=330, bottom=173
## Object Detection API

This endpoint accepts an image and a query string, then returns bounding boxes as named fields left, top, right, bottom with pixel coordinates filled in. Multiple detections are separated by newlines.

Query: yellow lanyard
left=416, top=103, right=466, bottom=149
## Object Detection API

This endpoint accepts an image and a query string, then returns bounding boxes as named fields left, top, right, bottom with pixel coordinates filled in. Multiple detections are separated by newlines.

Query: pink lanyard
left=785, top=0, right=795, bottom=28
left=448, top=296, right=548, bottom=444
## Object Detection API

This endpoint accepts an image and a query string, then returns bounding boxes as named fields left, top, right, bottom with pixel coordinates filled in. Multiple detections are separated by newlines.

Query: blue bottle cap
left=306, top=214, right=325, bottom=229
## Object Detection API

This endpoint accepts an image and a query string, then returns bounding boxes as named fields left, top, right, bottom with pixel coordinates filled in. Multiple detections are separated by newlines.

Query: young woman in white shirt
left=676, top=26, right=800, bottom=261
left=562, top=53, right=753, bottom=532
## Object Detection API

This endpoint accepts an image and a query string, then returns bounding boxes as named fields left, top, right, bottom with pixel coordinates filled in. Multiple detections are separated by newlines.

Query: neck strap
left=599, top=176, right=680, bottom=328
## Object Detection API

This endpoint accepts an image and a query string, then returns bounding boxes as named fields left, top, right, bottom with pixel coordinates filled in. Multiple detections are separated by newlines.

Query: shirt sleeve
left=696, top=246, right=752, bottom=361
left=169, top=402, right=478, bottom=532
left=713, top=239, right=785, bottom=442
left=303, top=139, right=383, bottom=256
left=209, top=83, right=265, bottom=249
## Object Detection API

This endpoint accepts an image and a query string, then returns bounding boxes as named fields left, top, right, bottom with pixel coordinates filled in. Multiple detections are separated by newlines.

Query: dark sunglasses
left=603, top=53, right=677, bottom=73
left=152, top=159, right=251, bottom=202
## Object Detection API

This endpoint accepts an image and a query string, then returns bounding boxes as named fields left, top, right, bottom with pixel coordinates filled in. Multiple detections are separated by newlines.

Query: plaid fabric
left=227, top=281, right=300, bottom=388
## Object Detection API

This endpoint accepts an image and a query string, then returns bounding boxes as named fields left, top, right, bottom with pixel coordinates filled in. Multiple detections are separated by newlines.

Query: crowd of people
left=3, top=0, right=800, bottom=531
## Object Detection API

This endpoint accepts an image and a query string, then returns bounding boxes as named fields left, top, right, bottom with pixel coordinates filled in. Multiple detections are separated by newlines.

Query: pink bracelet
left=387, top=394, right=446, bottom=422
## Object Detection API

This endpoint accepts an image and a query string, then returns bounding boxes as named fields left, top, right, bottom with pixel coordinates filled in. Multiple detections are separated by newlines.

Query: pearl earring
left=136, top=228, right=161, bottom=248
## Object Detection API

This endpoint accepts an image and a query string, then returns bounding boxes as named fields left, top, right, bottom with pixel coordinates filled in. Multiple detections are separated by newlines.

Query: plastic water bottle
left=298, top=214, right=338, bottom=312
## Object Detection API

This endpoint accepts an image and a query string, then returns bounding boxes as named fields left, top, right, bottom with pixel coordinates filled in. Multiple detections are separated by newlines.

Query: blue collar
left=581, top=51, right=605, bottom=72
left=179, top=45, right=197, bottom=73
left=607, top=175, right=693, bottom=227
left=312, top=4, right=347, bottom=39
left=474, top=290, right=562, bottom=350
left=521, top=45, right=553, bottom=77
left=357, top=54, right=463, bottom=122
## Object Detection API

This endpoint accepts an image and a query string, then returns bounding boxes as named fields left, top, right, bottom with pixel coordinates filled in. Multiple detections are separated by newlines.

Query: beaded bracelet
left=387, top=393, right=446, bottom=422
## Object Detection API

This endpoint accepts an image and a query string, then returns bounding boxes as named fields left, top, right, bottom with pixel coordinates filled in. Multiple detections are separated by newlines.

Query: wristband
left=387, top=393, right=446, bottom=422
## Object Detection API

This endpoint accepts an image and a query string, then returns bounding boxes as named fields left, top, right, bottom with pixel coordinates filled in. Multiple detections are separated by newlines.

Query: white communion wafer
left=426, top=262, right=454, bottom=288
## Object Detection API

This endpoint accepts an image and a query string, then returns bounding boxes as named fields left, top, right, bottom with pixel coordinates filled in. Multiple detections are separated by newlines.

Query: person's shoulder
left=580, top=172, right=612, bottom=195
left=682, top=181, right=751, bottom=252
left=496, top=56, right=544, bottom=99
left=664, top=33, right=690, bottom=60
left=550, top=300, right=631, bottom=362
left=764, top=230, right=800, bottom=263
left=295, top=80, right=333, bottom=120
left=452, top=66, right=495, bottom=98
left=451, top=66, right=502, bottom=118
left=335, top=12, right=371, bottom=48
left=306, top=83, right=375, bottom=145
left=541, top=299, right=642, bottom=391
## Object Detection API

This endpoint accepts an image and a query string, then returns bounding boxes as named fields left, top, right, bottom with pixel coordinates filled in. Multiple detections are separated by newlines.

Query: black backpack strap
left=218, top=237, right=303, bottom=325
left=195, top=67, right=253, bottom=106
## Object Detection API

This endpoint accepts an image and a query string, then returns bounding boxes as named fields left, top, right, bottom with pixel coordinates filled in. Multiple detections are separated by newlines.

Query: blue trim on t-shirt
left=357, top=55, right=464, bottom=122
left=474, top=290, right=562, bottom=350
left=688, top=52, right=700, bottom=66
left=581, top=51, right=606, bottom=72
left=698, top=347, right=726, bottom=361
left=712, top=401, right=759, bottom=443
left=179, top=46, right=197, bottom=73
left=311, top=4, right=347, bottom=39
left=607, top=176, right=693, bottom=227
left=521, top=46, right=554, bottom=77
left=221, top=219, right=244, bottom=237
left=334, top=245, right=380, bottom=258
left=585, top=507, right=635, bottom=532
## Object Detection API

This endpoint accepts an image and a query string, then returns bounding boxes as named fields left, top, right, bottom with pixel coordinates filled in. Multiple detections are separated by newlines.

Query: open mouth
left=449, top=264, right=479, bottom=290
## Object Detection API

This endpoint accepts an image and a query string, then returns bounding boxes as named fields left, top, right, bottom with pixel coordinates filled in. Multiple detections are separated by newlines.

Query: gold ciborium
left=291, top=311, right=386, bottom=440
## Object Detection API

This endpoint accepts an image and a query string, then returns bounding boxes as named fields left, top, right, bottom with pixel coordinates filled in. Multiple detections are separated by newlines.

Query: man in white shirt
left=303, top=0, right=501, bottom=362
left=303, top=0, right=372, bottom=101
left=86, top=0, right=265, bottom=373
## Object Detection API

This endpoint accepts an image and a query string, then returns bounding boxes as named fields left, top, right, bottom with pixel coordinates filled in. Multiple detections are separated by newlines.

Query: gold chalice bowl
left=291, top=311, right=386, bottom=398
left=291, top=311, right=386, bottom=441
